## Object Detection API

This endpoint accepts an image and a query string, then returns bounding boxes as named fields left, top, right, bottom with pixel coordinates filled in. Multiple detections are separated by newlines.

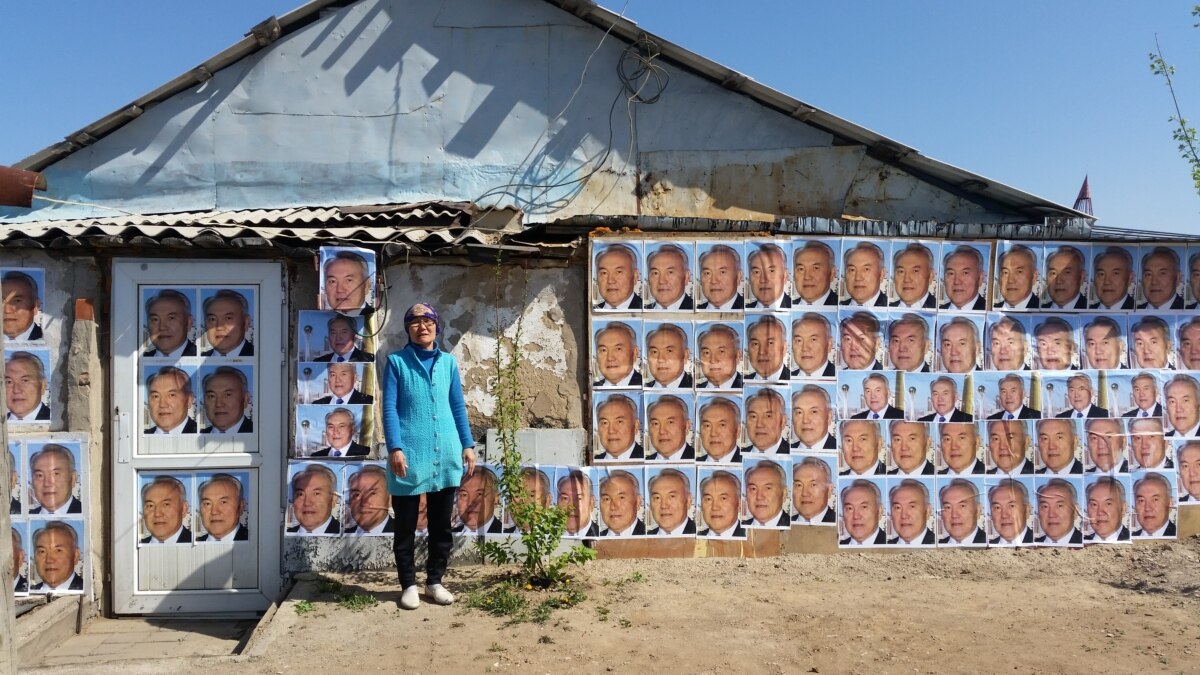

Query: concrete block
left=16, top=595, right=80, bottom=666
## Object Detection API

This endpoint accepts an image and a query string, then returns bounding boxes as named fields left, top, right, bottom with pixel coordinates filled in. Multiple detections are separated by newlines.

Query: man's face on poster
left=989, top=484, right=1028, bottom=541
left=1086, top=482, right=1124, bottom=539
left=699, top=249, right=741, bottom=306
left=596, top=248, right=640, bottom=307
left=456, top=471, right=497, bottom=530
left=842, top=421, right=881, bottom=474
left=1177, top=444, right=1200, bottom=500
left=146, top=295, right=192, bottom=354
left=746, top=394, right=785, bottom=449
left=34, top=528, right=79, bottom=588
left=988, top=421, right=1028, bottom=472
left=325, top=410, right=356, bottom=449
left=862, top=377, right=889, bottom=413
left=1066, top=377, right=1093, bottom=412
left=292, top=471, right=336, bottom=531
left=1037, top=419, right=1076, bottom=473
left=989, top=322, right=1026, bottom=371
left=1036, top=326, right=1074, bottom=370
left=890, top=422, right=928, bottom=473
left=1084, top=324, right=1124, bottom=369
left=324, top=257, right=368, bottom=312
left=30, top=451, right=74, bottom=512
left=893, top=248, right=933, bottom=305
left=840, top=320, right=878, bottom=370
left=940, top=423, right=978, bottom=473
left=842, top=485, right=881, bottom=543
left=1132, top=326, right=1170, bottom=369
left=747, top=320, right=785, bottom=378
left=327, top=317, right=358, bottom=357
left=888, top=321, right=927, bottom=372
left=1135, top=479, right=1170, bottom=533
left=940, top=322, right=978, bottom=373
left=943, top=251, right=983, bottom=308
left=326, top=363, right=358, bottom=399
left=700, top=474, right=740, bottom=533
left=349, top=470, right=390, bottom=531
left=1130, top=422, right=1167, bottom=468
left=148, top=372, right=193, bottom=430
left=746, top=465, right=785, bottom=523
left=1179, top=323, right=1200, bottom=370
left=699, top=403, right=739, bottom=460
left=1046, top=249, right=1085, bottom=306
left=2, top=275, right=38, bottom=340
left=941, top=483, right=980, bottom=542
left=1085, top=419, right=1124, bottom=472
left=998, top=378, right=1025, bottom=414
left=844, top=247, right=884, bottom=304
left=649, top=473, right=690, bottom=531
left=648, top=399, right=689, bottom=456
left=200, top=479, right=245, bottom=538
left=1094, top=252, right=1132, bottom=307
left=143, top=481, right=187, bottom=541
left=1142, top=251, right=1179, bottom=307
left=792, top=319, right=831, bottom=375
left=698, top=329, right=739, bottom=385
left=792, top=390, right=831, bottom=446
left=793, top=247, right=835, bottom=303
left=930, top=381, right=956, bottom=416
left=205, top=295, right=249, bottom=354
left=204, top=372, right=248, bottom=431
left=558, top=476, right=594, bottom=532
left=647, top=328, right=688, bottom=385
left=5, top=357, right=45, bottom=418
left=1037, top=484, right=1076, bottom=540
left=999, top=249, right=1036, bottom=306
left=748, top=248, right=786, bottom=305
left=890, top=484, right=929, bottom=542
left=647, top=248, right=690, bottom=307
left=592, top=326, right=638, bottom=384
left=1166, top=380, right=1199, bottom=434
left=600, top=474, right=641, bottom=533
left=1132, top=376, right=1158, bottom=411
left=597, top=399, right=639, bottom=457
left=793, top=464, right=832, bottom=520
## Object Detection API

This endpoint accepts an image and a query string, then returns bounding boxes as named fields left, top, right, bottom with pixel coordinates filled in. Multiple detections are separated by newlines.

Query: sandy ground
left=28, top=537, right=1200, bottom=674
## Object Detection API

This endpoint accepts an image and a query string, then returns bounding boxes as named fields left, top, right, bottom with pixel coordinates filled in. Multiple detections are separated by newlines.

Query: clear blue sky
left=2, top=1, right=1198, bottom=233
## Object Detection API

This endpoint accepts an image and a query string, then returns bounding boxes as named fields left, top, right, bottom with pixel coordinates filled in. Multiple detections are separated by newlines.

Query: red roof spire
left=1072, top=175, right=1092, bottom=216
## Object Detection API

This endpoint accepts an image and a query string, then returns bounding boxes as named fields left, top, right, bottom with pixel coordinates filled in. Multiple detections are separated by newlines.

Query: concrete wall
left=3, top=0, right=1018, bottom=226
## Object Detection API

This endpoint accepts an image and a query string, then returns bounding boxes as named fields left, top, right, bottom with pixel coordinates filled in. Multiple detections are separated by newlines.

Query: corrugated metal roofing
left=10, top=0, right=1091, bottom=224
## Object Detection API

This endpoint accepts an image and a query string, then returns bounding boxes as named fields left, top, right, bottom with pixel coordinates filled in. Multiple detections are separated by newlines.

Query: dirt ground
left=33, top=537, right=1200, bottom=674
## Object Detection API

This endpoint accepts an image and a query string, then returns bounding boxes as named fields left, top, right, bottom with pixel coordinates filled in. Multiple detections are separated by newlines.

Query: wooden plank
left=781, top=525, right=839, bottom=555
left=1177, top=504, right=1200, bottom=538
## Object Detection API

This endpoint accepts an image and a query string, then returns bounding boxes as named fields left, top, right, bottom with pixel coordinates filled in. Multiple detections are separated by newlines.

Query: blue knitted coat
left=381, top=343, right=475, bottom=497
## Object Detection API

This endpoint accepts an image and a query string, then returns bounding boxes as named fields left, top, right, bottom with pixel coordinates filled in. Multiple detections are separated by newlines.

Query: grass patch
left=465, top=578, right=588, bottom=624
left=337, top=592, right=379, bottom=612
left=315, top=576, right=343, bottom=594
left=293, top=599, right=316, bottom=616
left=488, top=642, right=507, bottom=653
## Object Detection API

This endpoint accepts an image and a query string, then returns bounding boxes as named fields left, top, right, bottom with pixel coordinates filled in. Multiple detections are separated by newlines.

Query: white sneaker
left=399, top=585, right=421, bottom=610
left=425, top=584, right=454, bottom=605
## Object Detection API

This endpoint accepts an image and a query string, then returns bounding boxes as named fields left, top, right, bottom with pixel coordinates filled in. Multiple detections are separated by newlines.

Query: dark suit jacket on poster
left=1134, top=521, right=1177, bottom=537
left=1036, top=528, right=1083, bottom=545
left=742, top=511, right=790, bottom=528
left=594, top=372, right=644, bottom=388
left=1090, top=295, right=1135, bottom=310
left=314, top=347, right=374, bottom=363
left=888, top=462, right=935, bottom=476
left=312, top=441, right=370, bottom=457
left=14, top=574, right=28, bottom=593
left=890, top=295, right=937, bottom=309
left=568, top=522, right=601, bottom=538
left=202, top=341, right=254, bottom=357
left=745, top=296, right=791, bottom=310
left=791, top=435, right=838, bottom=452
left=851, top=405, right=904, bottom=420
left=987, top=462, right=1034, bottom=475
left=29, top=496, right=83, bottom=515
left=287, top=518, right=341, bottom=535
left=699, top=522, right=746, bottom=537
left=793, top=508, right=838, bottom=524
left=601, top=520, right=646, bottom=537
left=648, top=518, right=697, bottom=535
left=594, top=443, right=644, bottom=462
left=989, top=529, right=1035, bottom=545
left=143, top=341, right=197, bottom=358
left=314, top=390, right=374, bottom=405
left=200, top=417, right=254, bottom=434
left=741, top=439, right=789, bottom=455
left=452, top=518, right=504, bottom=535
left=1038, top=458, right=1083, bottom=475
left=919, top=409, right=972, bottom=423
left=995, top=295, right=1041, bottom=310
left=840, top=461, right=885, bottom=476
left=1085, top=526, right=1130, bottom=543
left=939, top=527, right=987, bottom=545
left=888, top=529, right=936, bottom=545
left=645, top=294, right=694, bottom=311
left=649, top=373, right=694, bottom=388
left=33, top=575, right=83, bottom=592
left=647, top=444, right=695, bottom=461
left=699, top=448, right=741, bottom=463
left=939, top=459, right=985, bottom=475
left=940, top=295, right=987, bottom=311
left=139, top=527, right=193, bottom=544
left=197, top=523, right=250, bottom=542
left=1138, top=295, right=1185, bottom=310
left=840, top=529, right=887, bottom=545
left=1123, top=403, right=1164, bottom=418
left=1055, top=406, right=1109, bottom=419
left=10, top=497, right=19, bottom=514
left=792, top=361, right=836, bottom=378
left=987, top=407, right=1040, bottom=420
left=697, top=293, right=744, bottom=311
left=145, top=418, right=199, bottom=434
left=594, top=295, right=643, bottom=311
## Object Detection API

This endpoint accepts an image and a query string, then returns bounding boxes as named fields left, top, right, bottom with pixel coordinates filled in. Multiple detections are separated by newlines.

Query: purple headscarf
left=404, top=303, right=440, bottom=337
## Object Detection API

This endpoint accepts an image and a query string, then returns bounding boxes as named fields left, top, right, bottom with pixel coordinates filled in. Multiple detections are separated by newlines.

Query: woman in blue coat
left=382, top=303, right=476, bottom=610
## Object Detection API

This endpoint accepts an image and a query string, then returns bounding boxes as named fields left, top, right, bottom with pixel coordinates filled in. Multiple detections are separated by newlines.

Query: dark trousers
left=392, top=486, right=455, bottom=588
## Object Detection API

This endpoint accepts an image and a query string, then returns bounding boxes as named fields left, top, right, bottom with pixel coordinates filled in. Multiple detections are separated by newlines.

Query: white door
left=111, top=260, right=284, bottom=614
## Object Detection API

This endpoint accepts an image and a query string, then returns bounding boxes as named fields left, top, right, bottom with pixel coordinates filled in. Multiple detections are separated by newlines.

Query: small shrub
left=466, top=581, right=528, bottom=618
left=293, top=599, right=315, bottom=615
left=337, top=593, right=378, bottom=611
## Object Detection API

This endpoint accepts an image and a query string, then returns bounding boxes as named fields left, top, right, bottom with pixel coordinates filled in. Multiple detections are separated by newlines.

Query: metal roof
left=0, top=202, right=528, bottom=255
left=10, top=0, right=1092, bottom=224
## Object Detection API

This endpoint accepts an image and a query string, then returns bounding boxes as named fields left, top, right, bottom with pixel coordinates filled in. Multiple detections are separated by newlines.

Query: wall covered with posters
left=586, top=236, right=1200, bottom=550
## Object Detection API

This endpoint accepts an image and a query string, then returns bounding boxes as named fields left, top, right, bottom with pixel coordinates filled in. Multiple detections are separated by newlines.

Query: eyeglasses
left=407, top=317, right=437, bottom=328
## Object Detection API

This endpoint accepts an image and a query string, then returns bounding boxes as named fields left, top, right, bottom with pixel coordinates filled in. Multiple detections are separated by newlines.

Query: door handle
left=116, top=410, right=132, bottom=463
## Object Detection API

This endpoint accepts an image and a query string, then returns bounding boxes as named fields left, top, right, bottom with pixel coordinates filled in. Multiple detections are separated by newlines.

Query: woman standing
left=382, top=303, right=476, bottom=610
